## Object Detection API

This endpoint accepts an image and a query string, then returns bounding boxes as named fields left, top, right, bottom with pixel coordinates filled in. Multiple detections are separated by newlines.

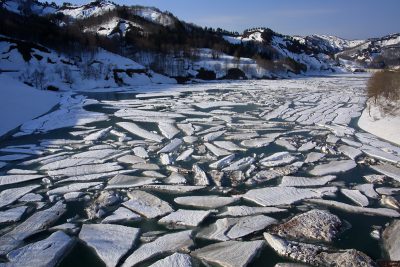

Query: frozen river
left=0, top=76, right=399, bottom=266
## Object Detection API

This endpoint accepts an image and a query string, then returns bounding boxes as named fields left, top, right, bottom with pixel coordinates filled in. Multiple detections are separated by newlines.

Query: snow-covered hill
left=294, top=35, right=365, bottom=54
left=0, top=36, right=176, bottom=91
left=337, top=33, right=400, bottom=69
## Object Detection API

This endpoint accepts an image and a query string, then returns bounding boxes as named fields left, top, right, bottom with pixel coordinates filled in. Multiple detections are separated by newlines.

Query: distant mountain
left=1, top=0, right=399, bottom=86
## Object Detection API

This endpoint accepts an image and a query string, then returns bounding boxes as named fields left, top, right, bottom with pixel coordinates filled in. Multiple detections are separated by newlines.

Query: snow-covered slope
left=0, top=75, right=59, bottom=137
left=0, top=0, right=56, bottom=15
left=0, top=36, right=176, bottom=91
left=337, top=33, right=400, bottom=69
left=223, top=28, right=343, bottom=73
left=130, top=6, right=177, bottom=27
left=294, top=35, right=365, bottom=54
left=58, top=0, right=116, bottom=19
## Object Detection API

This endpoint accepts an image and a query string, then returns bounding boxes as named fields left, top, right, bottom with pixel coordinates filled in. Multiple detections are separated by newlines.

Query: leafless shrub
left=367, top=70, right=400, bottom=115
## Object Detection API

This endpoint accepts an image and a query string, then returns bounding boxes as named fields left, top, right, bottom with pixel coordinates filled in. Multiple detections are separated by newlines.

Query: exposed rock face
left=270, top=209, right=342, bottom=242
left=264, top=233, right=377, bottom=267
left=382, top=220, right=400, bottom=261
left=192, top=240, right=265, bottom=267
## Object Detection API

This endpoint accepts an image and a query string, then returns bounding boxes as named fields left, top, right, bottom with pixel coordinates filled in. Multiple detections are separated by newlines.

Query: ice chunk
left=260, top=152, right=297, bottom=167
left=192, top=240, right=264, bottom=267
left=218, top=206, right=286, bottom=217
left=382, top=220, right=400, bottom=261
left=309, top=160, right=356, bottom=176
left=338, top=145, right=362, bottom=160
left=341, top=189, right=369, bottom=207
left=203, top=131, right=226, bottom=142
left=117, top=154, right=146, bottom=165
left=0, top=185, right=39, bottom=209
left=79, top=224, right=140, bottom=267
left=84, top=126, right=112, bottom=142
left=158, top=122, right=180, bottom=139
left=133, top=146, right=148, bottom=158
left=0, top=174, right=44, bottom=186
left=243, top=186, right=337, bottom=207
left=121, top=230, right=193, bottom=267
left=159, top=209, right=211, bottom=227
left=0, top=206, right=28, bottom=224
left=102, top=207, right=141, bottom=223
left=47, top=163, right=122, bottom=178
left=304, top=152, right=325, bottom=163
left=123, top=191, right=173, bottom=218
left=213, top=141, right=244, bottom=151
left=117, top=122, right=164, bottom=143
left=307, top=199, right=399, bottom=217
left=0, top=201, right=66, bottom=255
left=370, top=164, right=400, bottom=183
left=149, top=253, right=192, bottom=267
left=192, top=164, right=210, bottom=186
left=298, top=142, right=316, bottom=152
left=176, top=149, right=194, bottom=162
left=47, top=182, right=102, bottom=195
left=222, top=157, right=255, bottom=171
left=159, top=138, right=183, bottom=154
left=174, top=195, right=238, bottom=209
left=209, top=154, right=235, bottom=169
left=280, top=175, right=336, bottom=187
left=4, top=231, right=74, bottom=267
left=204, top=143, right=231, bottom=157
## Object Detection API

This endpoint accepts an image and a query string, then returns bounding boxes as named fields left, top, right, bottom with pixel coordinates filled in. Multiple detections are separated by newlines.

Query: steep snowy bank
left=0, top=75, right=59, bottom=137
left=358, top=100, right=400, bottom=146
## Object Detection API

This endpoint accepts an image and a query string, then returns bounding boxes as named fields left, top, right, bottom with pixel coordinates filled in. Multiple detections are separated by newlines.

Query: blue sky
left=55, top=0, right=399, bottom=39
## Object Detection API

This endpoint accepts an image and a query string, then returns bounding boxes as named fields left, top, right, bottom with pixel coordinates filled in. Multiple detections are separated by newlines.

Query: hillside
left=0, top=0, right=399, bottom=85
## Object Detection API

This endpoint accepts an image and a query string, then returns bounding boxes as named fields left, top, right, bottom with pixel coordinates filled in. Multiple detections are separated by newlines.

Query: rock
left=79, top=224, right=140, bottom=267
left=264, top=233, right=376, bottom=267
left=382, top=220, right=400, bottom=261
left=280, top=175, right=336, bottom=187
left=0, top=201, right=66, bottom=256
left=192, top=240, right=264, bottom=267
left=3, top=231, right=75, bottom=267
left=0, top=206, right=29, bottom=224
left=309, top=160, right=356, bottom=176
left=270, top=209, right=342, bottom=242
left=149, top=253, right=192, bottom=267
left=174, top=195, right=238, bottom=209
left=380, top=195, right=400, bottom=210
left=159, top=209, right=211, bottom=227
left=341, top=189, right=369, bottom=207
left=122, top=230, right=193, bottom=267
left=102, top=207, right=141, bottom=223
left=123, top=191, right=173, bottom=218
left=243, top=186, right=337, bottom=207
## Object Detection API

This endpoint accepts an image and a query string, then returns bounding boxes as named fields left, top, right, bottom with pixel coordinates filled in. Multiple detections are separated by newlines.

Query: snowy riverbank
left=0, top=75, right=59, bottom=137
left=358, top=99, right=400, bottom=146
